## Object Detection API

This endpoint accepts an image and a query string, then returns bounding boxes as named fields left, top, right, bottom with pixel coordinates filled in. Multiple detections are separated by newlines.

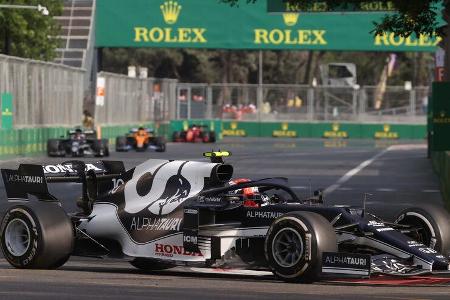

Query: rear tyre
left=130, top=258, right=175, bottom=271
left=265, top=211, right=337, bottom=283
left=172, top=131, right=181, bottom=142
left=102, top=139, right=110, bottom=157
left=47, top=139, right=64, bottom=157
left=209, top=131, right=216, bottom=143
left=0, top=202, right=74, bottom=269
left=154, top=137, right=166, bottom=152
left=115, top=136, right=128, bottom=152
left=92, top=139, right=107, bottom=157
left=394, top=205, right=450, bottom=256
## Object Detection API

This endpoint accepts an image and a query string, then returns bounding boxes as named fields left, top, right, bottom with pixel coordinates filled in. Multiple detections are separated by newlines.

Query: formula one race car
left=47, top=128, right=109, bottom=157
left=1, top=152, right=450, bottom=282
left=172, top=124, right=216, bottom=143
left=116, top=127, right=166, bottom=152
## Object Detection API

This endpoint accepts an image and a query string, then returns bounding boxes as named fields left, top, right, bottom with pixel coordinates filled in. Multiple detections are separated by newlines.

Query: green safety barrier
left=219, top=121, right=427, bottom=140
left=431, top=151, right=450, bottom=210
left=0, top=121, right=427, bottom=160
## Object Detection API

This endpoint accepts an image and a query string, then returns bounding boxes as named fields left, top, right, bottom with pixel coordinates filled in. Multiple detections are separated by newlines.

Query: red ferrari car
left=172, top=124, right=216, bottom=143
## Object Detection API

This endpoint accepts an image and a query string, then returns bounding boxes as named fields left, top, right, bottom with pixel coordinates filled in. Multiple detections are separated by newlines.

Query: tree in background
left=0, top=0, right=62, bottom=60
left=102, top=48, right=432, bottom=87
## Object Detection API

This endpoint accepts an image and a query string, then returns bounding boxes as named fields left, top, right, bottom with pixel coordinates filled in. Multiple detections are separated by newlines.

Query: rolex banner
left=431, top=82, right=450, bottom=151
left=96, top=0, right=440, bottom=52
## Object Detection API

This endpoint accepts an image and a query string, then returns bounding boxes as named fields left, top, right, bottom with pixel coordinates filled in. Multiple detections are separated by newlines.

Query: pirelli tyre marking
left=396, top=212, right=437, bottom=248
left=1, top=208, right=38, bottom=267
left=265, top=216, right=311, bottom=279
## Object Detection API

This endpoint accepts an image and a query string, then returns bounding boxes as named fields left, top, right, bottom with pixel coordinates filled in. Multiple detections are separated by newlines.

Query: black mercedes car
left=47, top=128, right=109, bottom=157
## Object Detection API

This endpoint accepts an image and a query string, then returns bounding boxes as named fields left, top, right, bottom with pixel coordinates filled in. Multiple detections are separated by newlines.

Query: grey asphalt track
left=0, top=137, right=449, bottom=299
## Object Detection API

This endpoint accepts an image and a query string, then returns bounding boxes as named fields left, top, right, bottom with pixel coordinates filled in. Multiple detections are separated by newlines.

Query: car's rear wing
left=1, top=161, right=126, bottom=202
left=1, top=164, right=55, bottom=201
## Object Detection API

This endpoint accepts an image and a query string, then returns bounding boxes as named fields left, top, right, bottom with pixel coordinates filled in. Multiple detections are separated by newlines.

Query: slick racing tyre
left=92, top=139, right=109, bottom=157
left=116, top=136, right=128, bottom=152
left=154, top=137, right=166, bottom=152
left=130, top=258, right=175, bottom=271
left=102, top=139, right=110, bottom=157
left=209, top=131, right=216, bottom=143
left=265, top=211, right=337, bottom=283
left=172, top=131, right=181, bottom=142
left=0, top=202, right=74, bottom=269
left=394, top=205, right=450, bottom=256
left=47, top=139, right=64, bottom=157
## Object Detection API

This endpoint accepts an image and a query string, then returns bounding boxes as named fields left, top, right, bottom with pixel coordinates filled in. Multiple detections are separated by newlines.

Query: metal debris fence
left=175, top=83, right=428, bottom=124
left=95, top=71, right=177, bottom=125
left=0, top=54, right=85, bottom=127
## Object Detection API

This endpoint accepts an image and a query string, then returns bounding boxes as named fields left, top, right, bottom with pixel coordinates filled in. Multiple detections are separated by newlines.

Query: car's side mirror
left=313, top=189, right=324, bottom=203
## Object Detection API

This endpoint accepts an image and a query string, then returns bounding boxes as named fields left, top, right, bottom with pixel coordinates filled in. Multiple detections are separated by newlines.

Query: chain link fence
left=95, top=72, right=177, bottom=125
left=175, top=83, right=429, bottom=124
left=0, top=54, right=85, bottom=127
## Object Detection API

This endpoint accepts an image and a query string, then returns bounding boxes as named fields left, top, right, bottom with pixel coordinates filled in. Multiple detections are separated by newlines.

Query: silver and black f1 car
left=1, top=152, right=449, bottom=282
left=47, top=128, right=109, bottom=157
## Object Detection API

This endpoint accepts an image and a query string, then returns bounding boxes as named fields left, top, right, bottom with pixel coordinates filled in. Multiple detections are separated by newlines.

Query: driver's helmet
left=228, top=178, right=268, bottom=207
left=74, top=128, right=83, bottom=139
left=137, top=127, right=147, bottom=136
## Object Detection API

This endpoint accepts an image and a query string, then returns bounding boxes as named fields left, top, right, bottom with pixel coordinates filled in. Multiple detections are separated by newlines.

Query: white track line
left=324, top=148, right=390, bottom=195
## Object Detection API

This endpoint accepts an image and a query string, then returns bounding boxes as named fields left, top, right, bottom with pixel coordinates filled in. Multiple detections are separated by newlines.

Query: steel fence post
left=410, top=89, right=416, bottom=116
left=307, top=87, right=314, bottom=121
left=206, top=85, right=213, bottom=119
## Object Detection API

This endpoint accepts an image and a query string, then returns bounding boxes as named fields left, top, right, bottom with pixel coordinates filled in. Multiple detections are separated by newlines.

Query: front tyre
left=0, top=202, right=74, bottom=269
left=154, top=137, right=166, bottom=152
left=265, top=211, right=337, bottom=283
left=394, top=205, right=450, bottom=256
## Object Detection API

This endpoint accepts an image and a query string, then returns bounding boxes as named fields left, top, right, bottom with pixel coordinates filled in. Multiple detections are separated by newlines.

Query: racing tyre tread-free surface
left=172, top=131, right=181, bottom=142
left=209, top=131, right=216, bottom=143
left=130, top=258, right=176, bottom=271
left=115, top=136, right=128, bottom=152
left=154, top=137, right=166, bottom=152
left=47, top=139, right=64, bottom=157
left=0, top=202, right=74, bottom=269
left=92, top=139, right=108, bottom=157
left=265, top=211, right=337, bottom=283
left=394, top=205, right=450, bottom=256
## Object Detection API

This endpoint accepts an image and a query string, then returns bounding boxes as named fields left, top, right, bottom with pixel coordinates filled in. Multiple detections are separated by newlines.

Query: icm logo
left=183, top=235, right=197, bottom=244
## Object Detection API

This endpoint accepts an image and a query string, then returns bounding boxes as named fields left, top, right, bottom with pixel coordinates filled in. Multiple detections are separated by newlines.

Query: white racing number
left=111, top=178, right=124, bottom=194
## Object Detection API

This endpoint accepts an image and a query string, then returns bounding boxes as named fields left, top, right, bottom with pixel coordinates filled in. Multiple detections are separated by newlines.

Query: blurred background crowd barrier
left=175, top=83, right=428, bottom=125
left=94, top=72, right=177, bottom=125
left=0, top=54, right=428, bottom=130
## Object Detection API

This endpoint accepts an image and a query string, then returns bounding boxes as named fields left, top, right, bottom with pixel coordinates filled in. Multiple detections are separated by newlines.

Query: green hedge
left=432, top=151, right=450, bottom=210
